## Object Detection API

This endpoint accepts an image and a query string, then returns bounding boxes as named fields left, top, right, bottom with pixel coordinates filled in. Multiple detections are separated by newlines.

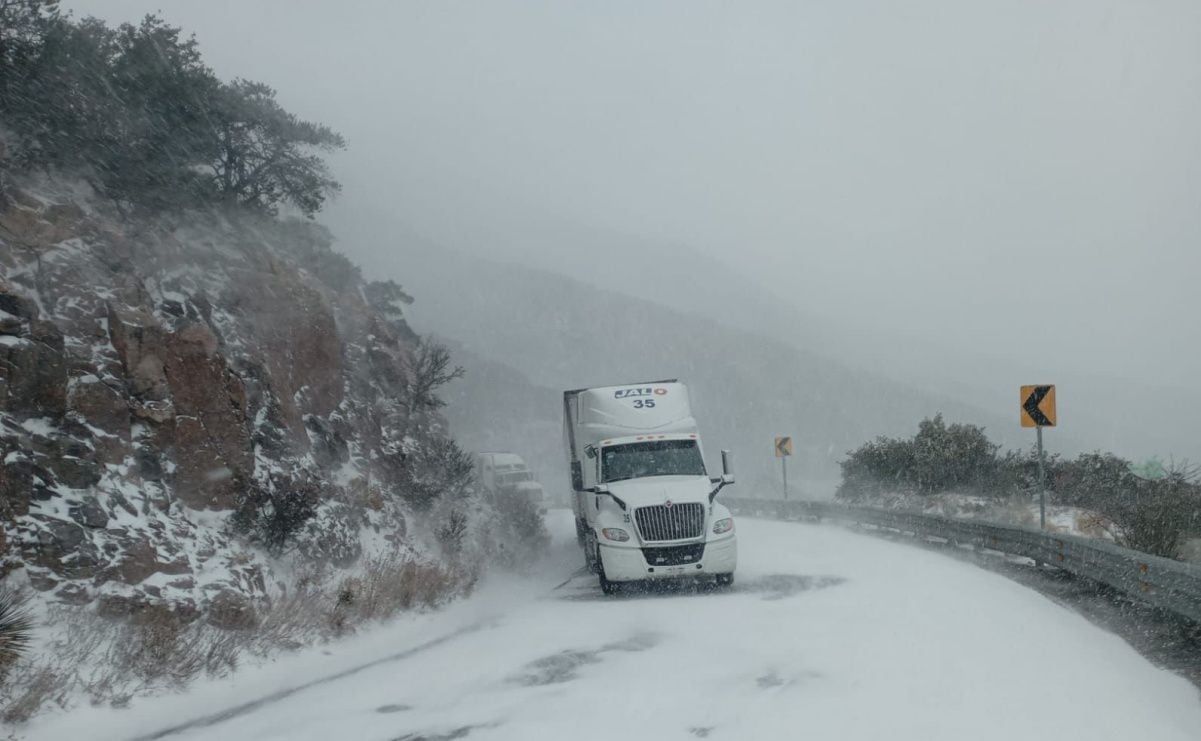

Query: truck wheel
left=584, top=533, right=599, bottom=574
left=598, top=561, right=620, bottom=596
left=716, top=573, right=734, bottom=588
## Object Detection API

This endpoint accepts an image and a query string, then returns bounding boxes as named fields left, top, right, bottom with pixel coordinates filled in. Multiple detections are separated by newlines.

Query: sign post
left=1020, top=385, right=1057, bottom=530
left=1036, top=426, right=1045, bottom=528
left=774, top=436, right=793, bottom=500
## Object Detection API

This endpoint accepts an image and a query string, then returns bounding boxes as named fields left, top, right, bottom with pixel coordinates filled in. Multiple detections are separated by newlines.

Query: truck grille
left=642, top=543, right=705, bottom=566
left=635, top=503, right=705, bottom=542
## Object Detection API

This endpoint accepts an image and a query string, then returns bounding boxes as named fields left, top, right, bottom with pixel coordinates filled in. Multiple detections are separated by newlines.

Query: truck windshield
left=601, top=440, right=706, bottom=482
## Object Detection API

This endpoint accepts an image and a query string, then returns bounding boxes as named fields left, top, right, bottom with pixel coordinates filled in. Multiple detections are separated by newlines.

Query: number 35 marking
left=633, top=399, right=656, bottom=409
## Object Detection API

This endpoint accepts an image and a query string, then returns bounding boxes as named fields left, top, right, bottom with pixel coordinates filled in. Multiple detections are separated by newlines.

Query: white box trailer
left=563, top=379, right=736, bottom=594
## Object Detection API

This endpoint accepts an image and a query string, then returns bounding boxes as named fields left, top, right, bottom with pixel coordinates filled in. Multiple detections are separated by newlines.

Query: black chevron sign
left=1020, top=385, right=1056, bottom=428
left=775, top=436, right=793, bottom=457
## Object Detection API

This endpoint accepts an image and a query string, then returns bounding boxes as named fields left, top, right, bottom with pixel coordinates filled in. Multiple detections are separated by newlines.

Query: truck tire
left=598, top=559, right=620, bottom=596
left=584, top=533, right=599, bottom=574
left=716, top=573, right=734, bottom=588
left=575, top=518, right=588, bottom=549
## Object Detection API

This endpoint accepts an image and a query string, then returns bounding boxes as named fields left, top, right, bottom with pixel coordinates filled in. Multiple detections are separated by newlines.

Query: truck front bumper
left=599, top=535, right=737, bottom=583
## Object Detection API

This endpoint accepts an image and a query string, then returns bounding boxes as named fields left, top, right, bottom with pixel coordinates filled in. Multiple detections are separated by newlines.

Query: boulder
left=67, top=375, right=129, bottom=439
left=0, top=321, right=67, bottom=417
left=0, top=281, right=40, bottom=320
left=226, top=271, right=342, bottom=442
left=27, top=568, right=59, bottom=592
left=37, top=517, right=84, bottom=551
left=0, top=203, right=72, bottom=247
left=107, top=303, right=170, bottom=401
left=44, top=454, right=101, bottom=490
left=55, top=583, right=93, bottom=605
left=0, top=454, right=34, bottom=520
left=28, top=516, right=103, bottom=578
left=107, top=535, right=192, bottom=585
left=0, top=313, right=23, bottom=335
left=162, top=322, right=252, bottom=510
left=42, top=202, right=85, bottom=224
left=136, top=447, right=165, bottom=481
left=166, top=576, right=195, bottom=591
left=109, top=491, right=138, bottom=517
left=92, top=433, right=132, bottom=467
left=69, top=496, right=109, bottom=528
left=61, top=539, right=104, bottom=579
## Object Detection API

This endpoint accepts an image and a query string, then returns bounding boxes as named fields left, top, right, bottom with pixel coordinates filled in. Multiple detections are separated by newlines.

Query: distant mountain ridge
left=339, top=215, right=1200, bottom=470
left=369, top=239, right=1014, bottom=498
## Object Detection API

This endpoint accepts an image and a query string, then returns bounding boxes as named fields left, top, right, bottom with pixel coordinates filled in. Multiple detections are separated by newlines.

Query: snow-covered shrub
left=429, top=484, right=550, bottom=573
left=840, top=416, right=1201, bottom=559
left=489, top=490, right=552, bottom=571
left=396, top=435, right=475, bottom=510
left=1056, top=454, right=1201, bottom=558
left=1113, top=473, right=1201, bottom=559
left=330, top=555, right=471, bottom=634
left=230, top=473, right=321, bottom=554
left=837, top=434, right=916, bottom=500
left=106, top=605, right=239, bottom=692
left=296, top=501, right=364, bottom=567
left=839, top=414, right=1006, bottom=499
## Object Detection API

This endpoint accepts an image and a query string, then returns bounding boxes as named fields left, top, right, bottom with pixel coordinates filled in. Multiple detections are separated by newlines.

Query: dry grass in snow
left=0, top=555, right=472, bottom=725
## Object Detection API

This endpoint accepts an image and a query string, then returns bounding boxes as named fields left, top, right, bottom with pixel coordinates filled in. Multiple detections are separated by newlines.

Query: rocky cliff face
left=0, top=174, right=471, bottom=620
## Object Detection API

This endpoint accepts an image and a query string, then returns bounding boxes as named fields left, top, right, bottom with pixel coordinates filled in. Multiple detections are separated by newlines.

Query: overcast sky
left=66, top=1, right=1201, bottom=395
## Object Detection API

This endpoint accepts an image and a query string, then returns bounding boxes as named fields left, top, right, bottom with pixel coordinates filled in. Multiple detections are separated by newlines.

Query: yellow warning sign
left=775, top=436, right=793, bottom=457
left=1020, top=385, right=1056, bottom=428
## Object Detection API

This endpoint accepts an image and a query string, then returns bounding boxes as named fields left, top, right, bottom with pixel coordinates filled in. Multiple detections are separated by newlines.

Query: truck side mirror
left=571, top=461, right=583, bottom=491
left=589, top=484, right=626, bottom=511
left=721, top=450, right=735, bottom=485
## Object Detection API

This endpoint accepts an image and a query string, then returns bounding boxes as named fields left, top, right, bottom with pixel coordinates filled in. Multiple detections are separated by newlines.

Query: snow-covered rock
left=0, top=173, right=482, bottom=622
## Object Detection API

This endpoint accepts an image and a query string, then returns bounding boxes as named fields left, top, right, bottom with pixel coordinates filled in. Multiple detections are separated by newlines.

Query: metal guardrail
left=724, top=497, right=1201, bottom=624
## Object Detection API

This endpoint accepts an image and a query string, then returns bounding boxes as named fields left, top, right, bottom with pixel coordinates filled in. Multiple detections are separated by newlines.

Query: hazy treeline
left=837, top=414, right=1201, bottom=559
left=1, top=0, right=343, bottom=215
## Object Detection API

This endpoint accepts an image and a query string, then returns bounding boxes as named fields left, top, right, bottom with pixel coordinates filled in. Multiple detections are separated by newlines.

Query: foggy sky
left=66, top=1, right=1201, bottom=436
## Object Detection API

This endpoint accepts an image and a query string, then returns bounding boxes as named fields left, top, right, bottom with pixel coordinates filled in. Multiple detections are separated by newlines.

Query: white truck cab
left=476, top=452, right=547, bottom=514
left=563, top=380, right=736, bottom=594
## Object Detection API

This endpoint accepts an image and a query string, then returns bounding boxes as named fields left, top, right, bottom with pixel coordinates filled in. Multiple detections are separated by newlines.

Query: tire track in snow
left=127, top=621, right=492, bottom=741
left=128, top=514, right=590, bottom=741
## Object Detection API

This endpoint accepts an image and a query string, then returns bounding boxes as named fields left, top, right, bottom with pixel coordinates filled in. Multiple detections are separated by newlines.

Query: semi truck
left=563, top=379, right=736, bottom=594
left=475, top=452, right=547, bottom=514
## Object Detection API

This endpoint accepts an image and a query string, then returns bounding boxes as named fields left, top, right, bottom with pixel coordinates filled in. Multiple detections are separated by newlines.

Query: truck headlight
left=712, top=518, right=734, bottom=535
left=601, top=528, right=630, bottom=542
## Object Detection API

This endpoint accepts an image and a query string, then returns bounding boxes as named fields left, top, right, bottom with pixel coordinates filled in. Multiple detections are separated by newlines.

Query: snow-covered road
left=28, top=511, right=1201, bottom=741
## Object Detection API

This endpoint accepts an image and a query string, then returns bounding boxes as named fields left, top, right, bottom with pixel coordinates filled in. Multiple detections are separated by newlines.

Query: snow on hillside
left=25, top=512, right=1201, bottom=741
left=0, top=173, right=546, bottom=722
